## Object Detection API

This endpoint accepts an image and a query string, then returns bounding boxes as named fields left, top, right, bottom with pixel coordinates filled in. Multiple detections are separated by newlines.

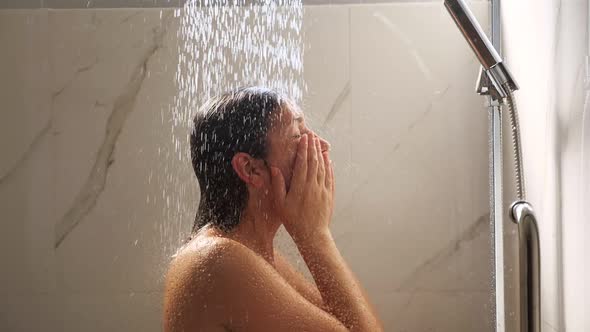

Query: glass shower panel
left=0, top=0, right=494, bottom=331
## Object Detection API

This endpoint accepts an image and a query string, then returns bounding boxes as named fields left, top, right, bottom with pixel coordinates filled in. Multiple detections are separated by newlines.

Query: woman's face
left=265, top=104, right=331, bottom=190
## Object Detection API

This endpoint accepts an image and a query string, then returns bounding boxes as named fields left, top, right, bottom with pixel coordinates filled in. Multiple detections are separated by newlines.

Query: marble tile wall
left=0, top=10, right=58, bottom=332
left=0, top=2, right=493, bottom=331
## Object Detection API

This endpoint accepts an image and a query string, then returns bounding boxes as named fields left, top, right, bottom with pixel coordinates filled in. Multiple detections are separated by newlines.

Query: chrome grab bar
left=510, top=201, right=541, bottom=332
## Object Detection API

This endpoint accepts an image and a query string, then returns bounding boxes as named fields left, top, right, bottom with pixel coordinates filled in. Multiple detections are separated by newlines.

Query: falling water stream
left=157, top=0, right=305, bottom=257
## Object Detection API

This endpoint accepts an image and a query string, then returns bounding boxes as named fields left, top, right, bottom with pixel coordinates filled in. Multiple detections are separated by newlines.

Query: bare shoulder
left=163, top=236, right=241, bottom=332
left=165, top=235, right=261, bottom=285
left=166, top=236, right=231, bottom=280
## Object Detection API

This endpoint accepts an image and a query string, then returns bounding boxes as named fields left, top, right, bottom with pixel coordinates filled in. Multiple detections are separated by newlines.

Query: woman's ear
left=231, top=153, right=266, bottom=188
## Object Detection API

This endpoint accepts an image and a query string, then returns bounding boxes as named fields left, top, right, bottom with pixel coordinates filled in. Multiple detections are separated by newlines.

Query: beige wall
left=0, top=2, right=492, bottom=331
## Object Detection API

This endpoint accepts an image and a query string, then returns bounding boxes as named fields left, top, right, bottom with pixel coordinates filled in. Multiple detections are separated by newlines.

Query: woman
left=163, top=87, right=383, bottom=332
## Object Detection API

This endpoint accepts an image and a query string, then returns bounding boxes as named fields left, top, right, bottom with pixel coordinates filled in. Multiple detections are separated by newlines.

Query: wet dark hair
left=189, top=86, right=287, bottom=234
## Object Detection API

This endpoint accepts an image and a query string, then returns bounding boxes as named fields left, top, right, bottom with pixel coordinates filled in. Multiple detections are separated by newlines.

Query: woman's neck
left=228, top=209, right=281, bottom=265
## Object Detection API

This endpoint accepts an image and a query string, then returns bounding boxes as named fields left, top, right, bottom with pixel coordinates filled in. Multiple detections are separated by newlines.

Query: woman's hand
left=270, top=134, right=335, bottom=244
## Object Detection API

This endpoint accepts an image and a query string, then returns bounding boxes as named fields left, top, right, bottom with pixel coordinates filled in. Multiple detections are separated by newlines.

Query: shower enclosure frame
left=488, top=2, right=505, bottom=332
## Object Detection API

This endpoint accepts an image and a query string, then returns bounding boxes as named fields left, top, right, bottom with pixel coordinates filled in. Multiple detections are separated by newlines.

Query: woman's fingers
left=323, top=151, right=331, bottom=188
left=307, top=135, right=319, bottom=182
left=290, top=134, right=308, bottom=194
left=316, top=137, right=326, bottom=183
left=329, top=160, right=335, bottom=195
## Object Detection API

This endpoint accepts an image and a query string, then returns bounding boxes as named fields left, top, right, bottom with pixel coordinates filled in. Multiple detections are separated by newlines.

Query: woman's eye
left=293, top=134, right=302, bottom=139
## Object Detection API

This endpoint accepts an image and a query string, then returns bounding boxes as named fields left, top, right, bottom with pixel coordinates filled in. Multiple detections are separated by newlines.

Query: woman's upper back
left=163, top=235, right=233, bottom=331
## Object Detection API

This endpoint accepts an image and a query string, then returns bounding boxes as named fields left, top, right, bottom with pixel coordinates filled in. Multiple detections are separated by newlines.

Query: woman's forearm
left=296, top=229, right=383, bottom=332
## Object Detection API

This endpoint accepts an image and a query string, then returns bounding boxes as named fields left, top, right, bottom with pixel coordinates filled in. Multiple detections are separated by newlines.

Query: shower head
left=444, top=0, right=518, bottom=99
